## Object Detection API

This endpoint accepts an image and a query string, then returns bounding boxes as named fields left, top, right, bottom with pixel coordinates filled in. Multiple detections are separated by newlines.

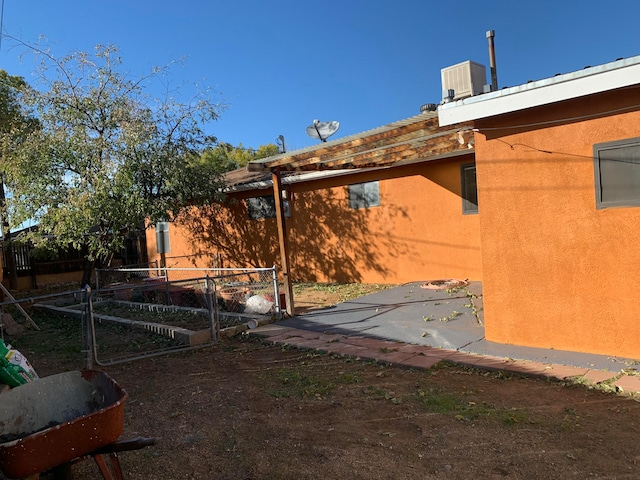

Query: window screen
left=594, top=138, right=640, bottom=208
left=247, top=195, right=276, bottom=219
left=348, top=181, right=380, bottom=209
left=461, top=163, right=478, bottom=214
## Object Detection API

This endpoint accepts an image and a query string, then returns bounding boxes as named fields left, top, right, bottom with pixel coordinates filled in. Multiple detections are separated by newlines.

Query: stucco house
left=438, top=55, right=640, bottom=359
left=0, top=113, right=476, bottom=292
left=149, top=54, right=640, bottom=360
left=147, top=112, right=480, bottom=305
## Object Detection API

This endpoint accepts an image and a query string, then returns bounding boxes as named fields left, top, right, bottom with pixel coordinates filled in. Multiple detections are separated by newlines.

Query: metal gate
left=0, top=267, right=280, bottom=368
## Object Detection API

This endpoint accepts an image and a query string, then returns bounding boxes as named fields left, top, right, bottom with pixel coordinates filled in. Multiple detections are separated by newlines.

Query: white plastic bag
left=244, top=295, right=274, bottom=314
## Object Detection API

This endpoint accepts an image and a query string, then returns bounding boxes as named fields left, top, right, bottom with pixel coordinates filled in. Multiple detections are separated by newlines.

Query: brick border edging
left=247, top=325, right=640, bottom=396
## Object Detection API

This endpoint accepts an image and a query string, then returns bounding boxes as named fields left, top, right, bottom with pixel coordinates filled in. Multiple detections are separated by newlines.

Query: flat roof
left=438, top=55, right=640, bottom=126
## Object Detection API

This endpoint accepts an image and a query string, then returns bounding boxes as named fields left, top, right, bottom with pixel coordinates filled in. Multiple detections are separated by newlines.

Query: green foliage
left=267, top=368, right=336, bottom=399
left=416, top=388, right=462, bottom=413
left=0, top=70, right=38, bottom=139
left=24, top=239, right=63, bottom=262
left=199, top=142, right=279, bottom=172
left=1, top=41, right=226, bottom=262
left=0, top=70, right=40, bottom=231
left=416, top=386, right=532, bottom=424
left=263, top=363, right=361, bottom=399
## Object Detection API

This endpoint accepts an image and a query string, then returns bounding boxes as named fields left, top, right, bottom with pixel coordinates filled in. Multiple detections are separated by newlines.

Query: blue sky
left=3, top=0, right=640, bottom=153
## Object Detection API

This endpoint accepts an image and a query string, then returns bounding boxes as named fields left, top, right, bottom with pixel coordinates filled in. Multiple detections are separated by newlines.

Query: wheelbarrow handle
left=45, top=437, right=157, bottom=480
left=93, top=436, right=157, bottom=454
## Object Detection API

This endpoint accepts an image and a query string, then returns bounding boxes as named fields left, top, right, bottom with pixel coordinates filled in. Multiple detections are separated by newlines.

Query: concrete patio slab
left=273, top=282, right=639, bottom=373
left=250, top=281, right=640, bottom=394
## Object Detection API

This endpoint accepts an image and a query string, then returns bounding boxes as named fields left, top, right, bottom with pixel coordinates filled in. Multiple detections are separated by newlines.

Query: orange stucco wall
left=147, top=155, right=482, bottom=285
left=476, top=88, right=640, bottom=359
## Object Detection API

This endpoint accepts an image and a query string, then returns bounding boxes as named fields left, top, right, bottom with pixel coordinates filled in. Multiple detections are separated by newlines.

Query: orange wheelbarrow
left=0, top=370, right=154, bottom=479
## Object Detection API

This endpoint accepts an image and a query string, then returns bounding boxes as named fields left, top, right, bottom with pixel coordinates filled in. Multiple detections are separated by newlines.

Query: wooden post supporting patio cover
left=271, top=168, right=295, bottom=316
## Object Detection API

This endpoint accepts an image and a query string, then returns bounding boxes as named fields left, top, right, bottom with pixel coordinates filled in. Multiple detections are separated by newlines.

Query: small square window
left=348, top=181, right=380, bottom=209
left=594, top=138, right=640, bottom=209
left=461, top=163, right=478, bottom=214
left=246, top=195, right=276, bottom=219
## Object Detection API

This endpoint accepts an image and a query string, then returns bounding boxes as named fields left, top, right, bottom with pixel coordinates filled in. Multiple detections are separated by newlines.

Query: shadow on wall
left=288, top=188, right=404, bottom=283
left=174, top=198, right=277, bottom=270
left=174, top=188, right=408, bottom=283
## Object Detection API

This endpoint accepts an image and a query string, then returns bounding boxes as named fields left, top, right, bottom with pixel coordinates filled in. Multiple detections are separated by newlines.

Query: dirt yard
left=6, top=284, right=640, bottom=479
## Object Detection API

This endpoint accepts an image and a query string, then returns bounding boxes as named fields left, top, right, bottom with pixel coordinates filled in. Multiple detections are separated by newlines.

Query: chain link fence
left=0, top=288, right=89, bottom=373
left=0, top=267, right=280, bottom=369
left=94, top=261, right=161, bottom=288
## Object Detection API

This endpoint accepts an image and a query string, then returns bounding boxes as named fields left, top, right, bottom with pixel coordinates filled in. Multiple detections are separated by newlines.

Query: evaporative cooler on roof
left=441, top=61, right=487, bottom=101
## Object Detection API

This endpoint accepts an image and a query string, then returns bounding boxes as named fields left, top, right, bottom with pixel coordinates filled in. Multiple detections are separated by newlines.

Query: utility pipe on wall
left=486, top=30, right=498, bottom=92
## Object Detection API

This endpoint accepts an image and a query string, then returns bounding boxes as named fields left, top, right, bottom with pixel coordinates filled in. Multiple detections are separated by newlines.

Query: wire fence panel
left=89, top=277, right=218, bottom=366
left=211, top=268, right=281, bottom=316
left=0, top=267, right=280, bottom=369
left=94, top=261, right=161, bottom=289
left=90, top=267, right=280, bottom=365
left=96, top=266, right=282, bottom=317
left=0, top=289, right=90, bottom=373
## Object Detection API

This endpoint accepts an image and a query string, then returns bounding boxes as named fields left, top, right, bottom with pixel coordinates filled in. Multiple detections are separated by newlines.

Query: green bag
left=0, top=340, right=39, bottom=387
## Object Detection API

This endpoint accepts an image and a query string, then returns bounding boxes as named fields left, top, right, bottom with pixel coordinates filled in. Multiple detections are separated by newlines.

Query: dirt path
left=6, top=283, right=640, bottom=479
left=56, top=338, right=640, bottom=479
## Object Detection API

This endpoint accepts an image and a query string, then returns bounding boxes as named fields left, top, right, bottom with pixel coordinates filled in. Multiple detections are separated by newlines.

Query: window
left=594, top=137, right=640, bottom=209
left=348, top=181, right=380, bottom=209
left=461, top=163, right=478, bottom=214
left=247, top=195, right=276, bottom=219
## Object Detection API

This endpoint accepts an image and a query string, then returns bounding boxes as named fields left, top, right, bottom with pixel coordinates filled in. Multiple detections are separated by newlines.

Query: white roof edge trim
left=224, top=169, right=364, bottom=193
left=438, top=55, right=640, bottom=126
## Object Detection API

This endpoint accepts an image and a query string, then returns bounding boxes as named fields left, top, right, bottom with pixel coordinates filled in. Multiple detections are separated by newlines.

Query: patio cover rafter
left=247, top=112, right=474, bottom=173
left=245, top=111, right=474, bottom=318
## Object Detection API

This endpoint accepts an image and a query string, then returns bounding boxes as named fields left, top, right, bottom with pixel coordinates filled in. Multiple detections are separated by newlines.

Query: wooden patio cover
left=248, top=111, right=473, bottom=173
left=246, top=111, right=474, bottom=316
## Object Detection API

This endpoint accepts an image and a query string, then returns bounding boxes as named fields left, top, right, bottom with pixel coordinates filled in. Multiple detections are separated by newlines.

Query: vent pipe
left=486, top=30, right=498, bottom=91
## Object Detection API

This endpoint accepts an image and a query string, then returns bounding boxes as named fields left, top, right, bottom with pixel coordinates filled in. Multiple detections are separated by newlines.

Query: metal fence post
left=271, top=265, right=282, bottom=320
left=163, top=267, right=171, bottom=305
left=81, top=285, right=94, bottom=369
left=205, top=275, right=219, bottom=342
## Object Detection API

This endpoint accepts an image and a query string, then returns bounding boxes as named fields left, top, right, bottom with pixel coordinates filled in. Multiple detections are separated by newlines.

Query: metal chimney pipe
left=486, top=30, right=498, bottom=91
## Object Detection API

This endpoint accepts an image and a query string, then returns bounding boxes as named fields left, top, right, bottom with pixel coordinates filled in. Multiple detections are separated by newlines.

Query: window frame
left=461, top=163, right=478, bottom=214
left=594, top=137, right=640, bottom=209
left=348, top=181, right=380, bottom=209
left=246, top=195, right=277, bottom=220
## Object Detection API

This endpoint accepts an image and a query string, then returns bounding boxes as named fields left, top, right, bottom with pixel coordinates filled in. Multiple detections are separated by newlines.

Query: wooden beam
left=318, top=130, right=467, bottom=169
left=285, top=129, right=435, bottom=171
left=271, top=169, right=294, bottom=317
left=247, top=115, right=474, bottom=173
left=270, top=118, right=443, bottom=170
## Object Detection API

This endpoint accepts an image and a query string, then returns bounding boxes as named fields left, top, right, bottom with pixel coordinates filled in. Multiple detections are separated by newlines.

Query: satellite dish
left=306, top=119, right=340, bottom=142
